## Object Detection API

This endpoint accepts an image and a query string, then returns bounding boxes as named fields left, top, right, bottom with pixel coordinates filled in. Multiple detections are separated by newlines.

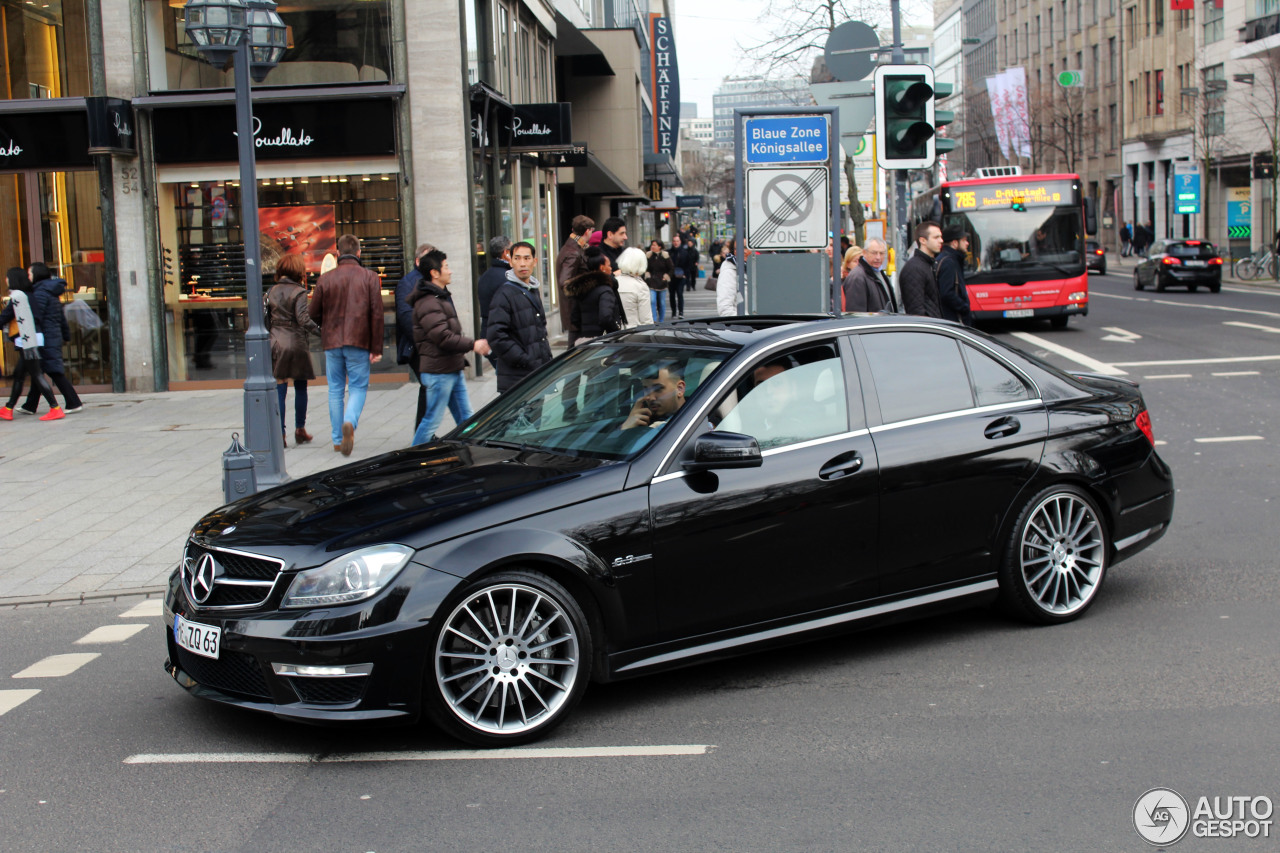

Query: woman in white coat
left=615, top=247, right=654, bottom=327
left=716, top=236, right=741, bottom=317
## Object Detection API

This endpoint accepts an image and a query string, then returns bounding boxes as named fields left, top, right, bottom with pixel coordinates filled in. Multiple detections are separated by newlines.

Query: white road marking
left=1154, top=440, right=1168, bottom=446
left=119, top=600, right=163, bottom=619
left=1094, top=290, right=1280, bottom=319
left=1193, top=436, right=1265, bottom=443
left=1113, top=355, right=1280, bottom=367
left=1009, top=332, right=1127, bottom=375
left=75, top=624, right=149, bottom=644
left=1212, top=371, right=1260, bottom=377
left=12, top=653, right=100, bottom=679
left=1100, top=326, right=1142, bottom=342
left=1224, top=321, right=1280, bottom=334
left=1143, top=374, right=1192, bottom=379
left=0, top=689, right=40, bottom=716
left=124, top=745, right=717, bottom=765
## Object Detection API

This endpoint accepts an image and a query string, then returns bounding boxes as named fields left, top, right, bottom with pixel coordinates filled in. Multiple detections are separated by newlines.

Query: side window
left=713, top=342, right=848, bottom=450
left=862, top=332, right=974, bottom=422
left=962, top=343, right=1033, bottom=407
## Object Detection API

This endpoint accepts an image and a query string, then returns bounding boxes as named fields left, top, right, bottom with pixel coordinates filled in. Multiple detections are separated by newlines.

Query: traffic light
left=874, top=64, right=940, bottom=170
left=933, top=81, right=956, bottom=159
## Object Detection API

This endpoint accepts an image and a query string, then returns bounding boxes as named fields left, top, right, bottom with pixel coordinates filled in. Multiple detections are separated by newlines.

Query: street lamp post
left=185, top=0, right=289, bottom=492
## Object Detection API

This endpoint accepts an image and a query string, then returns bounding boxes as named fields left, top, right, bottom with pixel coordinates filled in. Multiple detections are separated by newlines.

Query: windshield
left=944, top=206, right=1084, bottom=278
left=457, top=343, right=733, bottom=460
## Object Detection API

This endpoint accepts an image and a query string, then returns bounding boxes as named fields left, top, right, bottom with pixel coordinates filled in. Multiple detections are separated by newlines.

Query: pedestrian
left=1120, top=222, right=1132, bottom=257
left=486, top=241, right=552, bottom=393
left=840, top=245, right=862, bottom=281
left=22, top=262, right=82, bottom=414
left=935, top=225, right=973, bottom=325
left=899, top=220, right=943, bottom=318
left=555, top=216, right=593, bottom=348
left=644, top=239, right=673, bottom=322
left=0, top=268, right=63, bottom=421
left=567, top=248, right=625, bottom=342
left=670, top=231, right=699, bottom=319
left=614, top=247, right=653, bottom=327
left=716, top=236, right=740, bottom=317
left=477, top=235, right=512, bottom=341
left=266, top=253, right=321, bottom=446
left=843, top=237, right=899, bottom=313
left=839, top=234, right=852, bottom=259
left=308, top=234, right=384, bottom=456
left=395, top=242, right=435, bottom=431
left=599, top=217, right=628, bottom=268
left=409, top=248, right=490, bottom=446
left=709, top=237, right=724, bottom=277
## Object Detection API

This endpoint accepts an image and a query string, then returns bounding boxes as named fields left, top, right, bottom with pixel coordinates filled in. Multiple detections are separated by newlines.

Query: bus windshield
left=943, top=205, right=1084, bottom=279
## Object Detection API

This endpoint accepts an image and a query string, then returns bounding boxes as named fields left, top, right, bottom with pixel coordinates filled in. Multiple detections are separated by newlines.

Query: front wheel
left=1049, top=315, right=1068, bottom=330
left=998, top=486, right=1109, bottom=625
left=424, top=570, right=592, bottom=747
left=1236, top=258, right=1259, bottom=280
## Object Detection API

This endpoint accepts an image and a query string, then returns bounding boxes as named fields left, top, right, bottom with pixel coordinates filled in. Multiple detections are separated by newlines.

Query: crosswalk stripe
left=0, top=689, right=40, bottom=716
left=119, top=600, right=164, bottom=619
left=12, top=653, right=101, bottom=678
left=75, top=624, right=149, bottom=644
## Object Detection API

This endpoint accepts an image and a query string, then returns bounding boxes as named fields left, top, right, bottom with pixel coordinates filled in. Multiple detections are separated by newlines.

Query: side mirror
left=1083, top=198, right=1098, bottom=235
left=683, top=431, right=762, bottom=472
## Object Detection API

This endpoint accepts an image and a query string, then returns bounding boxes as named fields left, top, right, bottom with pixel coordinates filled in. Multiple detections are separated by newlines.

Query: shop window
left=0, top=0, right=91, bottom=100
left=162, top=173, right=403, bottom=382
left=146, top=0, right=394, bottom=92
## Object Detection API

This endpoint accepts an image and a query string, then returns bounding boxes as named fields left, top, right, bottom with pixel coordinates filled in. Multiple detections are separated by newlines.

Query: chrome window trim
left=650, top=428, right=872, bottom=485
left=615, top=579, right=1000, bottom=673
left=868, top=399, right=1045, bottom=434
left=858, top=323, right=1044, bottom=401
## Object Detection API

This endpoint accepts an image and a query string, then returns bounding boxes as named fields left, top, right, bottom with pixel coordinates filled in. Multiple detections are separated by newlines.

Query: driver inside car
left=620, top=360, right=686, bottom=429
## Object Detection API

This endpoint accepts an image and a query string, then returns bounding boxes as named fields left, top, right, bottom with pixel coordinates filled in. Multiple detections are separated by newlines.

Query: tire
left=1155, top=275, right=1167, bottom=292
left=1188, top=284, right=1198, bottom=292
left=1210, top=281, right=1221, bottom=293
left=1133, top=271, right=1144, bottom=291
left=423, top=570, right=592, bottom=747
left=1049, top=315, right=1068, bottom=330
left=1099, top=260, right=1106, bottom=275
left=1236, top=259, right=1258, bottom=280
left=998, top=485, right=1109, bottom=625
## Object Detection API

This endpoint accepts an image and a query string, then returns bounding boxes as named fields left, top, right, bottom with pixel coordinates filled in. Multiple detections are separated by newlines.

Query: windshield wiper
left=474, top=438, right=538, bottom=453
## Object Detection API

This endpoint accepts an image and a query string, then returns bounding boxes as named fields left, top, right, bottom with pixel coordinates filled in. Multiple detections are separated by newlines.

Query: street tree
left=1231, top=53, right=1280, bottom=247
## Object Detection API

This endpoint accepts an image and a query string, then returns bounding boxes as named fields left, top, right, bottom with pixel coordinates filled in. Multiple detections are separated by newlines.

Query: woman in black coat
left=566, top=249, right=624, bottom=340
left=21, top=262, right=82, bottom=413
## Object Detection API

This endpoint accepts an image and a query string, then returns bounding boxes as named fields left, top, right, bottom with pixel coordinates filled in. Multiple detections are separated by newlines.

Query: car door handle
left=984, top=416, right=1021, bottom=440
left=819, top=451, right=863, bottom=480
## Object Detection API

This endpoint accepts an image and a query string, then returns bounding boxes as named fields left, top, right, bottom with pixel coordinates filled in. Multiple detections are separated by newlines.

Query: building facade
left=711, top=77, right=812, bottom=149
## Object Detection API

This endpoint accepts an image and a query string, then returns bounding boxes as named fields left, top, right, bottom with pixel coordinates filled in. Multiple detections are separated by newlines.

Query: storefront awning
left=554, top=12, right=615, bottom=77
left=574, top=151, right=639, bottom=197
left=644, top=151, right=683, bottom=187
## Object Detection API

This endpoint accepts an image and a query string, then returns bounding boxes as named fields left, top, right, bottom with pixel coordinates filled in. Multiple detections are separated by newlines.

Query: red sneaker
left=39, top=406, right=65, bottom=421
left=0, top=407, right=12, bottom=421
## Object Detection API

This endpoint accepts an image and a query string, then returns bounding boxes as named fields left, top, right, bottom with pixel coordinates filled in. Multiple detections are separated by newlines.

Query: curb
left=0, top=586, right=168, bottom=610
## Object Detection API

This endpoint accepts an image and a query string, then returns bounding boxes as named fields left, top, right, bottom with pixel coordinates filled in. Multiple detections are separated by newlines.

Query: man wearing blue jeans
left=308, top=234, right=385, bottom=456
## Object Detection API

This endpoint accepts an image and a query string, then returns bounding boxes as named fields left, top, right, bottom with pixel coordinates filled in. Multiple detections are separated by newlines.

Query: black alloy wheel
left=424, top=569, right=592, bottom=747
left=998, top=485, right=1109, bottom=625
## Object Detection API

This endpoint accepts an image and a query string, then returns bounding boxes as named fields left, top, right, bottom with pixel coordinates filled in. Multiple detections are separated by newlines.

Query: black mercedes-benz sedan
left=164, top=315, right=1174, bottom=746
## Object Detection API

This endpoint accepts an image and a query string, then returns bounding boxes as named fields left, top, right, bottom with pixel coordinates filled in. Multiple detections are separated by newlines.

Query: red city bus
left=910, top=173, right=1094, bottom=328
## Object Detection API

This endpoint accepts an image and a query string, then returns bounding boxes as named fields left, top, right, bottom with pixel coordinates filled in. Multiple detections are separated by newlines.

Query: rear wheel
left=1133, top=271, right=1144, bottom=291
left=998, top=486, right=1109, bottom=625
left=424, top=570, right=592, bottom=747
left=1236, top=258, right=1258, bottom=280
left=1155, top=275, right=1167, bottom=292
left=1210, top=280, right=1221, bottom=293
left=1099, top=260, right=1106, bottom=275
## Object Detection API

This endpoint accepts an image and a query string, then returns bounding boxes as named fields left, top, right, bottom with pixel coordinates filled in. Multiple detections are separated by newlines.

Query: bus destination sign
left=950, top=180, right=1076, bottom=210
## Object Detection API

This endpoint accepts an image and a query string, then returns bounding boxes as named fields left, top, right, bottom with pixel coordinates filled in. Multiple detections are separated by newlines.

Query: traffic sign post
left=1173, top=161, right=1201, bottom=215
left=734, top=107, right=841, bottom=314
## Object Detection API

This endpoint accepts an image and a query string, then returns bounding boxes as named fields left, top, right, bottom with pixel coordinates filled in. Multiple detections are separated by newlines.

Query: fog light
left=272, top=663, right=373, bottom=678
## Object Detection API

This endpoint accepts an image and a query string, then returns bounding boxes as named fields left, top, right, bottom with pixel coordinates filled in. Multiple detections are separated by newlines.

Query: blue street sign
left=743, top=115, right=829, bottom=164
left=1174, top=170, right=1201, bottom=215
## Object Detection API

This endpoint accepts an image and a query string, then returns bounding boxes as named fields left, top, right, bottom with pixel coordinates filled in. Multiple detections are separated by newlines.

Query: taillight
left=1135, top=409, right=1155, bottom=446
left=1208, top=257, right=1224, bottom=265
left=1185, top=240, right=1201, bottom=245
left=1094, top=249, right=1104, bottom=255
left=1161, top=256, right=1182, bottom=265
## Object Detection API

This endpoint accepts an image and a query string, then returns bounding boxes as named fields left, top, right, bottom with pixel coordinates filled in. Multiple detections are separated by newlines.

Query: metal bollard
left=222, top=431, right=257, bottom=504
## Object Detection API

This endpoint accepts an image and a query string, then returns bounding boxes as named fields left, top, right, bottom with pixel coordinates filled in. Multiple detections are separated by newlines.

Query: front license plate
left=1184, top=259, right=1207, bottom=267
left=1003, top=308, right=1034, bottom=318
left=174, top=614, right=221, bottom=660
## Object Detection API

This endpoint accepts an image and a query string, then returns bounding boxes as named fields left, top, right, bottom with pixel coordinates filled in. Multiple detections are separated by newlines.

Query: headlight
left=282, top=545, right=414, bottom=609
left=1067, top=292, right=1087, bottom=301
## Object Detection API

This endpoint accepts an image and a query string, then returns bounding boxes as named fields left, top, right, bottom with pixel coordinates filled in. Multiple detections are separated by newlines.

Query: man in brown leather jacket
left=309, top=233, right=385, bottom=456
left=555, top=215, right=593, bottom=348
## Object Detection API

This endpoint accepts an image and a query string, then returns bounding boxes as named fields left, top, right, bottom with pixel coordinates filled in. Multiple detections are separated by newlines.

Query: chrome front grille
left=181, top=542, right=284, bottom=610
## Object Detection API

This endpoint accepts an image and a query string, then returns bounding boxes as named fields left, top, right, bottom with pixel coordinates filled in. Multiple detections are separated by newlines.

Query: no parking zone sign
left=745, top=167, right=830, bottom=250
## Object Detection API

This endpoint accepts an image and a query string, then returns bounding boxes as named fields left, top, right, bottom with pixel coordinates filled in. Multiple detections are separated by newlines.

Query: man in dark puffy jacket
left=486, top=241, right=552, bottom=393
left=934, top=225, right=973, bottom=325
left=22, top=262, right=82, bottom=414
left=395, top=242, right=434, bottom=430
left=898, top=221, right=943, bottom=318
left=408, top=249, right=490, bottom=446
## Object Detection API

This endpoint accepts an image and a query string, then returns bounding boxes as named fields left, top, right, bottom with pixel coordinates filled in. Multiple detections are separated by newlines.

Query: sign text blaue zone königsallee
left=743, top=115, right=830, bottom=164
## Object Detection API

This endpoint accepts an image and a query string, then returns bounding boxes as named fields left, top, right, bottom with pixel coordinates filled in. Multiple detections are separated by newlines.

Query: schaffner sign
left=649, top=14, right=680, bottom=158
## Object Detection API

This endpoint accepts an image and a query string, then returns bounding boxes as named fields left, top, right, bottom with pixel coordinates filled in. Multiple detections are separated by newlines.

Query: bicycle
left=1233, top=248, right=1277, bottom=280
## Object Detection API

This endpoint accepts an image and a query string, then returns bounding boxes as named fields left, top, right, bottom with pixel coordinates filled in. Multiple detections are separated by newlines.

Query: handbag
left=704, top=275, right=717, bottom=292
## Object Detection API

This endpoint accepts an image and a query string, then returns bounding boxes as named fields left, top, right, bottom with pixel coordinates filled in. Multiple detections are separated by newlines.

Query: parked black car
left=1134, top=238, right=1223, bottom=292
left=1086, top=239, right=1107, bottom=275
left=164, top=315, right=1175, bottom=746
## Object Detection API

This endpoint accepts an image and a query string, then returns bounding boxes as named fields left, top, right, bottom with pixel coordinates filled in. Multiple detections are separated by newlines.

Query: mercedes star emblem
left=189, top=553, right=219, bottom=605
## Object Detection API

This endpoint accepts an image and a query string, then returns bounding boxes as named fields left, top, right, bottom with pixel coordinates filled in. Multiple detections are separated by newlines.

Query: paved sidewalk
left=0, top=282, right=722, bottom=608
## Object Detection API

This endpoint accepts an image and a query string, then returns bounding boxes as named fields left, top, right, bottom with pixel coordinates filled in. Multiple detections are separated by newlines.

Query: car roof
left=597, top=313, right=971, bottom=349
